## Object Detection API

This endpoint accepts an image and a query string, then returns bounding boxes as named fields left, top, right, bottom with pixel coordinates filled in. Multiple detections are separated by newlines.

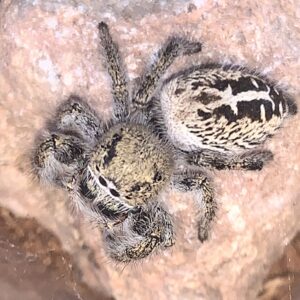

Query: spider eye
left=110, top=189, right=120, bottom=197
left=153, top=171, right=162, bottom=182
left=98, top=175, right=107, bottom=187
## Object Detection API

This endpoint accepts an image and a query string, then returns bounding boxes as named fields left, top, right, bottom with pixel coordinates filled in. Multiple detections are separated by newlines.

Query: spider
left=33, top=22, right=296, bottom=263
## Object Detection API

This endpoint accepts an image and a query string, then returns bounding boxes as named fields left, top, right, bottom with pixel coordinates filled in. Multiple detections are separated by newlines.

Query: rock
left=0, top=0, right=299, bottom=299
left=0, top=206, right=113, bottom=300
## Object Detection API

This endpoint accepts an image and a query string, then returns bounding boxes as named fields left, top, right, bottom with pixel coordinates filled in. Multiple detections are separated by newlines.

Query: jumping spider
left=33, top=22, right=297, bottom=263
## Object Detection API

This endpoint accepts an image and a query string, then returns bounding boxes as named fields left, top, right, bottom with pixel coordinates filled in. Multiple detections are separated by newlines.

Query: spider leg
left=132, top=36, right=202, bottom=113
left=185, top=149, right=274, bottom=171
left=172, top=169, right=216, bottom=242
left=32, top=132, right=88, bottom=189
left=102, top=202, right=174, bottom=262
left=53, top=95, right=103, bottom=145
left=98, top=22, right=129, bottom=121
left=33, top=96, right=103, bottom=188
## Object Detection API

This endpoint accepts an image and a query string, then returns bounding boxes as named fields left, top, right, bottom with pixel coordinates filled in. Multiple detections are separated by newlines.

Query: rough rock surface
left=259, top=233, right=300, bottom=300
left=0, top=206, right=113, bottom=300
left=0, top=0, right=299, bottom=299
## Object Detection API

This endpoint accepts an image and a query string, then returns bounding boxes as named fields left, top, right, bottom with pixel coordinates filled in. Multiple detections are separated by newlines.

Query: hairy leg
left=33, top=96, right=103, bottom=188
left=98, top=22, right=129, bottom=120
left=54, top=95, right=103, bottom=145
left=102, top=202, right=174, bottom=262
left=172, top=169, right=216, bottom=242
left=32, top=132, right=87, bottom=189
left=185, top=149, right=274, bottom=171
left=132, top=36, right=202, bottom=112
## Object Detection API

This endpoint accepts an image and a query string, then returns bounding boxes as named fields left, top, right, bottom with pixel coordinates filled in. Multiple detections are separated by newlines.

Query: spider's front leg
left=172, top=169, right=216, bottom=242
left=33, top=97, right=103, bottom=189
left=132, top=35, right=202, bottom=114
left=102, top=202, right=174, bottom=262
left=98, top=22, right=129, bottom=121
left=33, top=132, right=87, bottom=189
left=185, top=149, right=274, bottom=171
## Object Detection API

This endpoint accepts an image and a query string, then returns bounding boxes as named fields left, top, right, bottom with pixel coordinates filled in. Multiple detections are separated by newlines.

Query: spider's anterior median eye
left=110, top=188, right=120, bottom=197
left=98, top=175, right=107, bottom=186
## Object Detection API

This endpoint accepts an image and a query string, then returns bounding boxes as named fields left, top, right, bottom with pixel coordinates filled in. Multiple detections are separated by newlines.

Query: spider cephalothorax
left=33, top=22, right=296, bottom=263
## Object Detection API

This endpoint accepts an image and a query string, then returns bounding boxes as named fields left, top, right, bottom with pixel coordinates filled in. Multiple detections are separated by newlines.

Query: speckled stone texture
left=0, top=0, right=299, bottom=299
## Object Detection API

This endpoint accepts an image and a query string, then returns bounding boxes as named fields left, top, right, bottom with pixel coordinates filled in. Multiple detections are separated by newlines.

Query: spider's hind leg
left=132, top=35, right=202, bottom=113
left=172, top=169, right=216, bottom=242
left=186, top=149, right=274, bottom=171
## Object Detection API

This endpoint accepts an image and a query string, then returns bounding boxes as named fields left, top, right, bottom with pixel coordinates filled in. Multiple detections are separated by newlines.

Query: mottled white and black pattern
left=160, top=65, right=296, bottom=153
left=32, top=22, right=297, bottom=264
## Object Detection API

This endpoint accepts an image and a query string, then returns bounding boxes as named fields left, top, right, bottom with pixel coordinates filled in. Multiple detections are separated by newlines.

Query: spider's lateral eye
left=112, top=133, right=122, bottom=142
left=153, top=171, right=162, bottom=182
left=98, top=175, right=107, bottom=187
left=110, top=189, right=120, bottom=197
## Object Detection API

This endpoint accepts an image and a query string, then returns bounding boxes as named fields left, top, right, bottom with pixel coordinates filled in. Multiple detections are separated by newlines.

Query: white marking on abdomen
left=260, top=103, right=266, bottom=122
left=251, top=78, right=259, bottom=88
left=208, top=84, right=275, bottom=114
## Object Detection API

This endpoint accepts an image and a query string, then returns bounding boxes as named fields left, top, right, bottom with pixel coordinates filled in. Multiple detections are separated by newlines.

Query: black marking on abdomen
left=192, top=92, right=222, bottom=105
left=197, top=109, right=212, bottom=120
left=237, top=99, right=273, bottom=121
left=213, top=99, right=274, bottom=123
left=214, top=105, right=237, bottom=123
left=210, top=76, right=268, bottom=95
left=175, top=88, right=185, bottom=95
left=269, top=87, right=284, bottom=117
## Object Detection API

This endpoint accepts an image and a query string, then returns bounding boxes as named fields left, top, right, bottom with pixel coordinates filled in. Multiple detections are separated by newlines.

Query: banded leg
left=33, top=96, right=103, bottom=188
left=98, top=22, right=129, bottom=120
left=33, top=132, right=87, bottom=189
left=54, top=95, right=103, bottom=145
left=132, top=36, right=202, bottom=112
left=172, top=170, right=216, bottom=242
left=102, top=202, right=175, bottom=262
left=186, top=149, right=274, bottom=171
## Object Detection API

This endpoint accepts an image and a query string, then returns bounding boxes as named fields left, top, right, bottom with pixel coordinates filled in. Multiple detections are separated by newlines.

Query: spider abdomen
left=160, top=65, right=296, bottom=153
